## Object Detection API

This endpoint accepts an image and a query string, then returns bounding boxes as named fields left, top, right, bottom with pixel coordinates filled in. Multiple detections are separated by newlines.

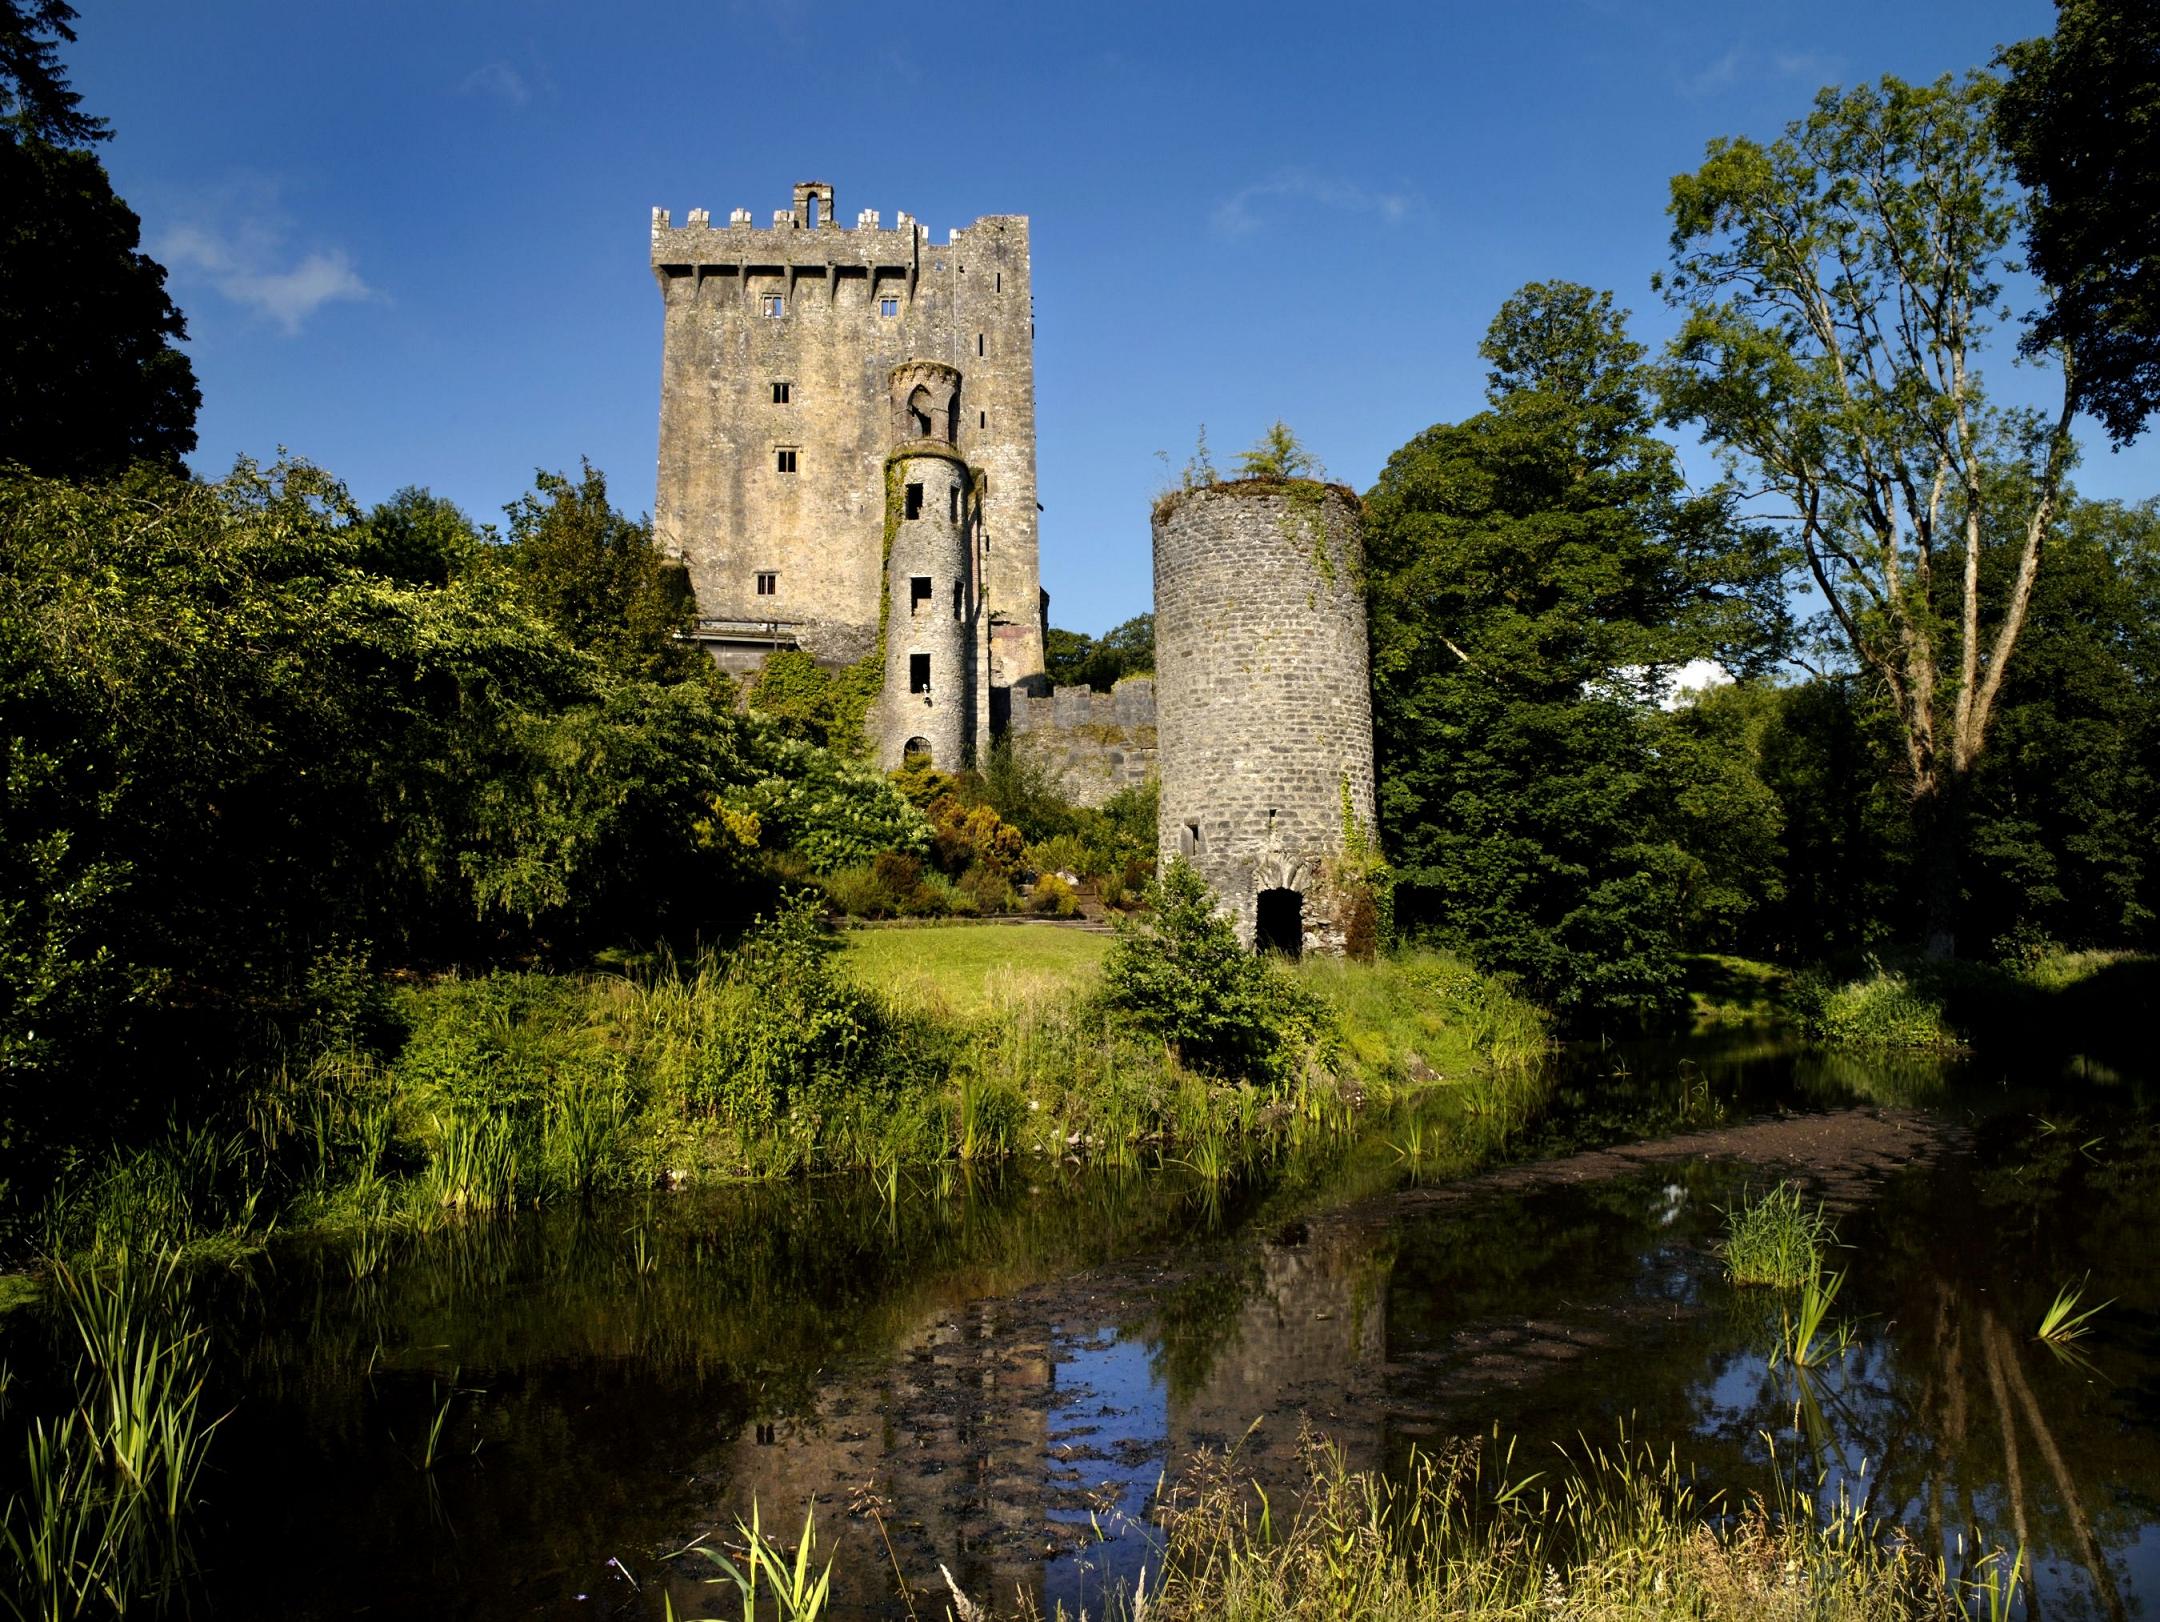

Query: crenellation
left=652, top=179, right=1042, bottom=766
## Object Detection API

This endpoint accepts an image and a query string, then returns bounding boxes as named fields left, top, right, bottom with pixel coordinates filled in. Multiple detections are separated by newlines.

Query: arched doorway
left=1255, top=888, right=1303, bottom=958
left=902, top=736, right=934, bottom=769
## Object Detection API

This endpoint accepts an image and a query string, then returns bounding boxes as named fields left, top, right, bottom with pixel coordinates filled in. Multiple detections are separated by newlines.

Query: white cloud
left=1679, top=44, right=1848, bottom=101
left=1211, top=168, right=1419, bottom=237
left=157, top=200, right=377, bottom=336
left=1679, top=47, right=1746, bottom=99
left=460, top=59, right=533, bottom=106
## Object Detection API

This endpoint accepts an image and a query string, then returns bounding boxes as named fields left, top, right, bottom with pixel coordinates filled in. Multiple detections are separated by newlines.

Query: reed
left=2036, top=1277, right=2110, bottom=1345
left=1719, top=1182, right=1835, bottom=1289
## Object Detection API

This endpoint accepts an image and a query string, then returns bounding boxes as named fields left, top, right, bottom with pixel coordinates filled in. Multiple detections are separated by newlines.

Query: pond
left=7, top=1028, right=2157, bottom=1619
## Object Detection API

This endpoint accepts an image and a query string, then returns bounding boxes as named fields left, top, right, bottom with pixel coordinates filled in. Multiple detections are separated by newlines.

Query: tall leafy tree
left=0, top=0, right=199, bottom=478
left=503, top=461, right=707, bottom=687
left=1998, top=0, right=2160, bottom=447
left=1367, top=282, right=1783, bottom=1028
left=1659, top=74, right=2078, bottom=955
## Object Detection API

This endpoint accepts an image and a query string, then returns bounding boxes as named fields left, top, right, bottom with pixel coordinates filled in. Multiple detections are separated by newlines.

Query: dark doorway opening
left=903, top=736, right=933, bottom=768
left=1255, top=888, right=1303, bottom=958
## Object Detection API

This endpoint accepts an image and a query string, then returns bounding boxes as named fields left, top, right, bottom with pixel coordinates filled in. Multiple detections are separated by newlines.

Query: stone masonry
left=1152, top=481, right=1376, bottom=955
left=650, top=182, right=1045, bottom=763
left=1006, top=676, right=1157, bottom=807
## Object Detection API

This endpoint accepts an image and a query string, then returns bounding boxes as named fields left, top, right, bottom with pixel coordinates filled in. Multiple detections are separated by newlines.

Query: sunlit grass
left=837, top=922, right=1110, bottom=1019
left=2036, top=1277, right=2111, bottom=1345
left=1719, top=1182, right=1834, bottom=1289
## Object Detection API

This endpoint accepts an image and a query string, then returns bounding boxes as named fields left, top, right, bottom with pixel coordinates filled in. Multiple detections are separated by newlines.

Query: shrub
left=927, top=793, right=1026, bottom=879
left=1791, top=964, right=1959, bottom=1050
left=1099, top=860, right=1332, bottom=1085
left=1025, top=833, right=1090, bottom=877
left=1030, top=873, right=1079, bottom=917
left=957, top=867, right=1017, bottom=914
left=1098, top=868, right=1129, bottom=911
left=817, top=864, right=892, bottom=919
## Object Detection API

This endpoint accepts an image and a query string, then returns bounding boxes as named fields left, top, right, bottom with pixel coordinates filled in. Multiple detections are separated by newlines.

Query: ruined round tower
left=879, top=361, right=982, bottom=770
left=1152, top=481, right=1376, bottom=956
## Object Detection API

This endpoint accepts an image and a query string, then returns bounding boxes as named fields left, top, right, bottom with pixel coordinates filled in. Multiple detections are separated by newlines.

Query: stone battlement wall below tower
left=1006, top=677, right=1157, bottom=808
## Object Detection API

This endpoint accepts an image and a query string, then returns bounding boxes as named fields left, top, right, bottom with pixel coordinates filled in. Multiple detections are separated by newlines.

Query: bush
left=1099, top=861, right=1332, bottom=1085
left=1030, top=873, right=1079, bottom=917
left=1025, top=833, right=1090, bottom=877
left=1790, top=964, right=1959, bottom=1050
left=957, top=867, right=1017, bottom=914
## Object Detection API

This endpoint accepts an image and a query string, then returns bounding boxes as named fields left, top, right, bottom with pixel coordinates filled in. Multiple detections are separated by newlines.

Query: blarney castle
left=650, top=182, right=1373, bottom=955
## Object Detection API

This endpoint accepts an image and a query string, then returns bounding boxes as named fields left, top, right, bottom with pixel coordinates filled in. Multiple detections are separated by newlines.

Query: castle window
left=979, top=411, right=986, bottom=429
left=756, top=571, right=776, bottom=596
left=775, top=448, right=797, bottom=473
left=879, top=295, right=899, bottom=318
left=977, top=333, right=984, bottom=356
left=995, top=272, right=1002, bottom=292
left=952, top=580, right=963, bottom=619
left=760, top=293, right=784, bottom=318
left=909, top=653, right=931, bottom=695
left=949, top=484, right=959, bottom=522
left=771, top=381, right=790, bottom=404
left=909, top=575, right=931, bottom=615
left=904, top=483, right=923, bottom=520
left=1180, top=822, right=1202, bottom=857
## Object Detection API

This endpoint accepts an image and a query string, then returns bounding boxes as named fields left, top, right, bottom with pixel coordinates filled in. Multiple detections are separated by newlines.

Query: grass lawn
left=838, top=922, right=1111, bottom=1018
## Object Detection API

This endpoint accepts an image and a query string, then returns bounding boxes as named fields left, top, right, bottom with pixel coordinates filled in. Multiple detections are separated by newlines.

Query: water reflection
left=6, top=1036, right=2156, bottom=1619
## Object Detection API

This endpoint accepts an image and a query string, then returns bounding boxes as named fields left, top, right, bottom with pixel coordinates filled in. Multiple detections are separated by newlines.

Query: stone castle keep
left=651, top=182, right=1375, bottom=954
left=650, top=181, right=1043, bottom=768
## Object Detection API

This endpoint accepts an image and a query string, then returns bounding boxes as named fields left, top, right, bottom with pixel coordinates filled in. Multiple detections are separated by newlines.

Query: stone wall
left=1152, top=481, right=1376, bottom=955
left=1007, top=676, right=1157, bottom=807
left=650, top=186, right=1042, bottom=688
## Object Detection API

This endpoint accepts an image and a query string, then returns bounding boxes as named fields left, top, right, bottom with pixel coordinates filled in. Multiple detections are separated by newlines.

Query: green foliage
left=1718, top=1182, right=1834, bottom=1288
left=1042, top=612, right=1156, bottom=690
left=1367, top=281, right=1784, bottom=1030
left=1659, top=74, right=2079, bottom=948
left=357, top=486, right=488, bottom=586
left=1099, top=861, right=1332, bottom=1085
left=0, top=3, right=197, bottom=482
left=1996, top=0, right=2160, bottom=447
left=1029, top=872, right=1079, bottom=917
left=1234, top=420, right=1322, bottom=480
left=744, top=648, right=881, bottom=757
left=503, top=460, right=706, bottom=687
left=0, top=456, right=922, bottom=1172
left=1790, top=965, right=1961, bottom=1051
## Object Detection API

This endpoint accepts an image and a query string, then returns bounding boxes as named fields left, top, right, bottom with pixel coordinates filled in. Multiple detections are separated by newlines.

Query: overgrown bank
left=1687, top=948, right=2159, bottom=1054
left=16, top=888, right=1549, bottom=1271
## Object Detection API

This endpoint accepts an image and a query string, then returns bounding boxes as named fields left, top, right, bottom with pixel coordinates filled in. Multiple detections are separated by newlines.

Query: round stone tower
left=880, top=361, right=979, bottom=769
left=1152, top=480, right=1376, bottom=956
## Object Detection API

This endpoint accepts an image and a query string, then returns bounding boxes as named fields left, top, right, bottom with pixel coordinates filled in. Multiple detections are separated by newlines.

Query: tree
left=1997, top=0, right=2160, bottom=447
left=1367, top=282, right=1784, bottom=1028
left=1659, top=75, right=2078, bottom=955
left=1098, top=860, right=1329, bottom=1083
left=1042, top=612, right=1155, bottom=690
left=503, top=461, right=707, bottom=687
left=1234, top=421, right=1320, bottom=480
left=0, top=0, right=199, bottom=478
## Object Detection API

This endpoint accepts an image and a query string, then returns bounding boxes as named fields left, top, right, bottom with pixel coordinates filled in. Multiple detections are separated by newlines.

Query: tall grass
left=1719, top=1183, right=1835, bottom=1288
left=2, top=1248, right=222, bottom=1620
left=987, top=1427, right=1976, bottom=1620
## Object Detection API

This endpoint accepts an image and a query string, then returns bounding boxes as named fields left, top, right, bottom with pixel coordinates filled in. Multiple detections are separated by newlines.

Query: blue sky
left=71, top=0, right=2158, bottom=634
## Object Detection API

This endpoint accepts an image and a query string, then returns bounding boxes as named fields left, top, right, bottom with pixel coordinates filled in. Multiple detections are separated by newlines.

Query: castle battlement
left=650, top=180, right=1043, bottom=757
